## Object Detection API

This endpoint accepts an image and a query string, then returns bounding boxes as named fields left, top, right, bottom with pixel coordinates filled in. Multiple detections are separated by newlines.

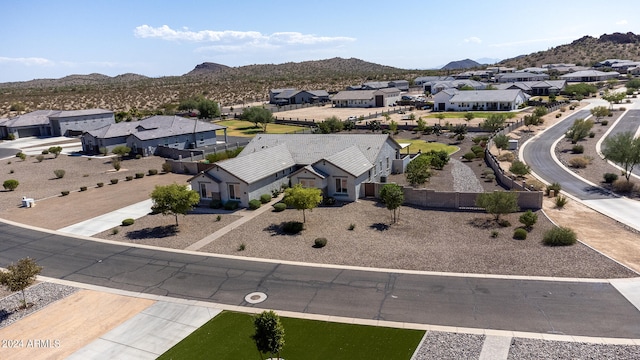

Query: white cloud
left=134, top=25, right=355, bottom=49
left=0, top=56, right=53, bottom=66
left=464, top=37, right=482, bottom=44
left=616, top=19, right=628, bottom=25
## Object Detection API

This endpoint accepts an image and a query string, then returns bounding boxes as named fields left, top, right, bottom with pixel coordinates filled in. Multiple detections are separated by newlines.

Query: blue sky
left=0, top=0, right=637, bottom=83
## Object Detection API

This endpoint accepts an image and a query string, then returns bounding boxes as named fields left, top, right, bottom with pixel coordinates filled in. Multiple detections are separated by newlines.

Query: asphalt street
left=601, top=109, right=640, bottom=177
left=1, top=220, right=640, bottom=338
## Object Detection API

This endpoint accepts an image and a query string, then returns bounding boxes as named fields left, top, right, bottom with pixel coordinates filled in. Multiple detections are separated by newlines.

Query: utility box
left=21, top=196, right=35, bottom=208
left=508, top=139, right=519, bottom=150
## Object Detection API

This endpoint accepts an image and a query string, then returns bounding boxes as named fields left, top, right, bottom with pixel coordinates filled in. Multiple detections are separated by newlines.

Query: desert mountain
left=441, top=59, right=482, bottom=70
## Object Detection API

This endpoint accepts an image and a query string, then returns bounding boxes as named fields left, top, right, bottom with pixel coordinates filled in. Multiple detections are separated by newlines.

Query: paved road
left=601, top=109, right=640, bottom=177
left=2, top=220, right=640, bottom=338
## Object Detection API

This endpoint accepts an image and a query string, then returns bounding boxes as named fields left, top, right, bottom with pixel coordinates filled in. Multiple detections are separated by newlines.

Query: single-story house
left=331, top=88, right=401, bottom=108
left=452, top=71, right=492, bottom=80
left=433, top=89, right=529, bottom=112
left=629, top=67, right=640, bottom=76
left=388, top=80, right=410, bottom=91
left=424, top=80, right=486, bottom=94
left=0, top=108, right=114, bottom=139
left=414, top=76, right=454, bottom=86
left=81, top=115, right=227, bottom=156
left=495, top=72, right=550, bottom=83
left=560, top=70, right=621, bottom=82
left=270, top=89, right=330, bottom=105
left=495, top=80, right=566, bottom=96
left=189, top=134, right=404, bottom=207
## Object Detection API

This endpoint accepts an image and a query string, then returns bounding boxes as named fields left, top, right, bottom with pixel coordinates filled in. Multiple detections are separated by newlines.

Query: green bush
left=282, top=221, right=304, bottom=234
left=126, top=175, right=134, bottom=181
left=135, top=172, right=145, bottom=179
left=121, top=218, right=135, bottom=226
left=210, top=199, right=222, bottom=209
left=53, top=169, right=66, bottom=179
left=3, top=179, right=19, bottom=191
left=571, top=145, right=584, bottom=154
left=482, top=169, right=495, bottom=177
left=16, top=152, right=26, bottom=161
left=543, top=226, right=577, bottom=246
left=148, top=169, right=158, bottom=176
left=568, top=157, right=589, bottom=168
left=110, top=178, right=119, bottom=184
left=61, top=190, right=70, bottom=196
left=161, top=162, right=172, bottom=173
left=546, top=182, right=562, bottom=196
left=36, top=155, right=45, bottom=162
left=41, top=149, right=49, bottom=155
left=80, top=186, right=87, bottom=191
left=485, top=174, right=496, bottom=182
left=248, top=199, right=262, bottom=210
left=491, top=230, right=499, bottom=238
left=97, top=182, right=104, bottom=188
left=223, top=201, right=239, bottom=210
left=555, top=195, right=568, bottom=208
left=463, top=152, right=476, bottom=161
left=588, top=131, right=595, bottom=138
left=497, top=152, right=515, bottom=162
left=603, top=173, right=618, bottom=184
left=612, top=179, right=635, bottom=193
left=260, top=194, right=272, bottom=204
left=498, top=219, right=511, bottom=227
left=601, top=120, right=609, bottom=126
left=348, top=223, right=356, bottom=230
left=313, top=237, right=327, bottom=248
left=135, top=154, right=142, bottom=159
left=323, top=196, right=336, bottom=206
left=471, top=145, right=484, bottom=156
left=519, top=210, right=538, bottom=229
left=513, top=228, right=528, bottom=240
left=272, top=203, right=287, bottom=212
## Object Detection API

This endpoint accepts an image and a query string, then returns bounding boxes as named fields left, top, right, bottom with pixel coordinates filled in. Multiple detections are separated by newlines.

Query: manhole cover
left=245, top=292, right=267, bottom=304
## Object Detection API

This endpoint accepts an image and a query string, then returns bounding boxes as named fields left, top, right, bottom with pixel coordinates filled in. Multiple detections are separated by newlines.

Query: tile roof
left=331, top=90, right=376, bottom=100
left=49, top=109, right=113, bottom=118
left=86, top=115, right=225, bottom=140
left=0, top=110, right=61, bottom=127
left=449, top=90, right=527, bottom=102
left=320, top=145, right=372, bottom=177
left=216, top=144, right=296, bottom=184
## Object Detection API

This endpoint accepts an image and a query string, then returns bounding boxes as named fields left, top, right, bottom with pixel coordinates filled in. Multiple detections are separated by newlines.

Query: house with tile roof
left=495, top=72, right=550, bottom=83
left=331, top=88, right=401, bottom=108
left=269, top=88, right=330, bottom=105
left=559, top=70, right=621, bottom=82
left=189, top=133, right=403, bottom=207
left=495, top=80, right=566, bottom=96
left=0, top=109, right=114, bottom=139
left=433, top=89, right=529, bottom=111
left=81, top=115, right=227, bottom=156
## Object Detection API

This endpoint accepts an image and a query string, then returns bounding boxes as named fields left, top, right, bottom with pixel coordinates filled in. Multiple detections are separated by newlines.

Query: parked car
left=347, top=116, right=357, bottom=121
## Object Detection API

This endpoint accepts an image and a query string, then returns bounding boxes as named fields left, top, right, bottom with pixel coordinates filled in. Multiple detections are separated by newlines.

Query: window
left=200, top=183, right=207, bottom=198
left=335, top=178, right=347, bottom=194
left=386, top=157, right=390, bottom=170
left=228, top=183, right=240, bottom=200
left=299, top=178, right=315, bottom=188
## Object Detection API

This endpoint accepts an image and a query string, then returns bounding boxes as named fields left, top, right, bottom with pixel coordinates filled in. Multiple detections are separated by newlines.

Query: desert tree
left=0, top=257, right=42, bottom=309
left=601, top=90, right=626, bottom=110
left=590, top=106, right=610, bottom=123
left=519, top=210, right=538, bottom=230
left=48, top=146, right=63, bottom=158
left=405, top=153, right=432, bottom=186
left=509, top=160, right=531, bottom=178
left=196, top=97, right=220, bottom=119
left=601, top=131, right=640, bottom=182
left=533, top=106, right=548, bottom=118
left=475, top=191, right=520, bottom=221
left=481, top=114, right=506, bottom=132
left=565, top=118, right=594, bottom=143
left=463, top=112, right=475, bottom=124
left=318, top=116, right=344, bottom=134
left=252, top=310, right=285, bottom=360
left=523, top=114, right=541, bottom=131
left=111, top=145, right=131, bottom=159
left=282, top=184, right=322, bottom=223
left=242, top=106, right=274, bottom=132
left=150, top=183, right=200, bottom=226
left=493, top=134, right=509, bottom=154
left=415, top=117, right=426, bottom=133
left=379, top=183, right=404, bottom=224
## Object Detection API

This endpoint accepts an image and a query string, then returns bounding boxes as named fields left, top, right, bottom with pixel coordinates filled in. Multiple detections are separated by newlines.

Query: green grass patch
left=217, top=120, right=306, bottom=137
left=425, top=111, right=513, bottom=119
left=398, top=139, right=458, bottom=154
left=159, top=311, right=424, bottom=360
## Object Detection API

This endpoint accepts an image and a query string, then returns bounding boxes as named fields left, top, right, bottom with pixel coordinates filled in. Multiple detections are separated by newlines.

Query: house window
left=379, top=161, right=383, bottom=174
left=335, top=178, right=347, bottom=194
left=200, top=183, right=207, bottom=198
left=300, top=178, right=315, bottom=188
left=228, top=184, right=241, bottom=200
left=386, top=157, right=390, bottom=170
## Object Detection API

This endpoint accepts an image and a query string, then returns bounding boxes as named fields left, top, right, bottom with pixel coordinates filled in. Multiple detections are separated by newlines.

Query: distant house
left=189, top=134, right=404, bottom=207
left=347, top=80, right=408, bottom=91
left=414, top=76, right=454, bottom=86
left=0, top=109, right=114, bottom=139
left=560, top=70, right=621, bottom=82
left=495, top=80, right=566, bottom=96
left=424, top=79, right=486, bottom=94
left=331, top=88, right=401, bottom=108
left=81, top=115, right=227, bottom=156
left=269, top=88, right=330, bottom=105
left=452, top=71, right=491, bottom=80
left=495, top=72, right=550, bottom=83
left=629, top=67, right=640, bottom=76
left=388, top=80, right=409, bottom=91
left=433, top=89, right=529, bottom=111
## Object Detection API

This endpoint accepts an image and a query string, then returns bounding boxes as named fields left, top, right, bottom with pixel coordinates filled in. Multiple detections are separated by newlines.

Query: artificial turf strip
left=158, top=311, right=425, bottom=360
left=217, top=120, right=306, bottom=137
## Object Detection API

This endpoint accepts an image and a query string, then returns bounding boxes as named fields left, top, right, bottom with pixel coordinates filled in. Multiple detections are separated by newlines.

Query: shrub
left=126, top=175, right=133, bottom=181
left=112, top=159, right=121, bottom=171
left=546, top=182, right=562, bottom=196
left=41, top=149, right=49, bottom=155
left=271, top=189, right=281, bottom=198
left=497, top=152, right=515, bottom=162
left=148, top=169, right=158, bottom=176
left=16, top=152, right=26, bottom=161
left=491, top=230, right=499, bottom=238
left=223, top=201, right=239, bottom=210
left=485, top=174, right=496, bottom=182
left=121, top=218, right=135, bottom=226
left=348, top=223, right=356, bottom=231
left=543, top=226, right=577, bottom=246
left=61, top=190, right=70, bottom=196
left=9, top=169, right=13, bottom=174
left=471, top=145, right=484, bottom=156
left=313, top=237, right=327, bottom=248
left=260, top=194, right=272, bottom=204
left=588, top=132, right=595, bottom=138
left=612, top=179, right=635, bottom=193
left=472, top=135, right=489, bottom=144
left=282, top=221, right=304, bottom=234
left=237, top=243, right=246, bottom=251
left=463, top=152, right=476, bottom=161
left=97, top=182, right=104, bottom=187
left=80, top=186, right=87, bottom=192
left=519, top=210, right=538, bottom=229
left=53, top=169, right=66, bottom=179
left=323, top=196, right=336, bottom=206
left=498, top=219, right=511, bottom=227
left=210, top=199, right=222, bottom=209
left=571, top=145, right=584, bottom=154
left=601, top=120, right=609, bottom=126
left=135, top=154, right=142, bottom=159
left=569, top=156, right=591, bottom=168
left=110, top=178, right=119, bottom=184
left=111, top=228, right=119, bottom=235
left=482, top=169, right=495, bottom=177
left=555, top=113, right=562, bottom=118
left=36, top=155, right=45, bottom=162
left=603, top=173, right=618, bottom=184
left=161, top=162, right=172, bottom=173
left=509, top=160, right=531, bottom=177
left=555, top=195, right=568, bottom=208
left=216, top=215, right=221, bottom=221
left=248, top=199, right=262, bottom=210
left=135, top=172, right=145, bottom=179
left=513, top=228, right=528, bottom=240
left=272, top=203, right=287, bottom=212
left=3, top=179, right=19, bottom=191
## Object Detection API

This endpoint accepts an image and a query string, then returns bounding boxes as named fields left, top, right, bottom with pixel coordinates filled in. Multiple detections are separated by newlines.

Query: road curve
left=1, top=220, right=640, bottom=338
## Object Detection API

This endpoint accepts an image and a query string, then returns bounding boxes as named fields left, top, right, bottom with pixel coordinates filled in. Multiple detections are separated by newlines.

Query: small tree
left=463, top=112, right=475, bottom=124
left=533, top=106, right=548, bottom=118
left=519, top=210, right=538, bottom=230
left=565, top=118, right=594, bottom=143
left=112, top=145, right=131, bottom=159
left=318, top=116, right=344, bottom=134
left=602, top=131, right=640, bottom=182
left=282, top=184, right=322, bottom=223
left=590, top=106, right=610, bottom=123
left=415, top=117, right=426, bottom=133
left=150, top=183, right=200, bottom=225
left=379, top=183, right=404, bottom=224
left=196, top=97, right=220, bottom=119
left=509, top=160, right=531, bottom=178
left=493, top=134, right=509, bottom=154
left=602, top=90, right=626, bottom=110
left=253, top=310, right=285, bottom=360
left=435, top=113, right=446, bottom=125
left=242, top=106, right=273, bottom=132
left=405, top=153, right=432, bottom=186
left=523, top=114, right=540, bottom=131
left=481, top=114, right=506, bottom=132
left=475, top=191, right=519, bottom=221
left=3, top=179, right=19, bottom=191
left=388, top=120, right=398, bottom=134
left=0, top=257, right=42, bottom=309
left=48, top=146, right=63, bottom=158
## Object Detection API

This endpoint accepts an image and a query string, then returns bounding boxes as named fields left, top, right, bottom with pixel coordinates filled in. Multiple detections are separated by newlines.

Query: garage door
left=17, top=127, right=41, bottom=138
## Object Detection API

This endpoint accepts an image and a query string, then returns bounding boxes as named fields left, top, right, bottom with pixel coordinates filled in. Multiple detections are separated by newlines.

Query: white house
left=560, top=70, right=621, bottom=82
left=331, top=88, right=401, bottom=108
left=189, top=134, right=403, bottom=207
left=0, top=109, right=114, bottom=139
left=433, top=89, right=529, bottom=111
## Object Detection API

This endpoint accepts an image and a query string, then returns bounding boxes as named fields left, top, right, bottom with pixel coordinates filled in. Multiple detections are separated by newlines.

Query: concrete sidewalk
left=57, top=199, right=154, bottom=236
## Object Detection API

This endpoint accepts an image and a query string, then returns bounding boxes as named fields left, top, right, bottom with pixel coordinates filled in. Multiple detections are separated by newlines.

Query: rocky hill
left=441, top=59, right=482, bottom=70
left=499, top=32, right=640, bottom=68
